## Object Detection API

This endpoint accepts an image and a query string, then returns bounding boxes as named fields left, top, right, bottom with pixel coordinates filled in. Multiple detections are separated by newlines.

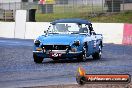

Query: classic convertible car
left=33, top=18, right=103, bottom=63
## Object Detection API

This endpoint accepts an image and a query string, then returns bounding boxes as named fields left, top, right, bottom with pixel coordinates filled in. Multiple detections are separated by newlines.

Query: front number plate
left=51, top=53, right=62, bottom=57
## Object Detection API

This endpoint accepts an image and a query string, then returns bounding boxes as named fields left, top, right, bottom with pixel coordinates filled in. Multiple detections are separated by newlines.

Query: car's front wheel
left=33, top=53, right=43, bottom=63
left=92, top=45, right=102, bottom=60
left=77, top=45, right=87, bottom=62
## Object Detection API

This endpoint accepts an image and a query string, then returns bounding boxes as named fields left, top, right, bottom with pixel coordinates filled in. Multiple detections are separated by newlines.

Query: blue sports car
left=33, top=18, right=103, bottom=63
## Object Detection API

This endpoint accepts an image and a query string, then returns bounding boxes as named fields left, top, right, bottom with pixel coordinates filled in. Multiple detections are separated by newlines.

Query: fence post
left=63, top=0, right=65, bottom=13
left=92, top=0, right=93, bottom=13
left=4, top=10, right=5, bottom=21
left=21, top=2, right=23, bottom=9
left=122, top=0, right=124, bottom=12
left=102, top=0, right=104, bottom=13
left=86, top=0, right=88, bottom=14
left=72, top=0, right=74, bottom=14
left=112, top=0, right=113, bottom=12
left=9, top=2, right=10, bottom=10
left=14, top=2, right=16, bottom=10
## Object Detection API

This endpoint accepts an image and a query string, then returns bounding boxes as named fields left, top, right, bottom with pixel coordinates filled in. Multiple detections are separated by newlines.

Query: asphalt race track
left=0, top=38, right=132, bottom=88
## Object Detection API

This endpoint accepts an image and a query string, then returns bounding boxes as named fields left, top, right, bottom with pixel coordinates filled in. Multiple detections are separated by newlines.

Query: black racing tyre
left=92, top=45, right=102, bottom=60
left=77, top=45, right=87, bottom=62
left=33, top=53, right=43, bottom=63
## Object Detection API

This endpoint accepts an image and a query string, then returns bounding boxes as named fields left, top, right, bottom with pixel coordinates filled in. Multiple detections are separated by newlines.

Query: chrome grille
left=41, top=45, right=71, bottom=50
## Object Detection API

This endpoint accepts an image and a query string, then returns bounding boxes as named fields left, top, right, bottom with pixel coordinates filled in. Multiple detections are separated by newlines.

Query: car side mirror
left=91, top=31, right=96, bottom=35
left=44, top=30, right=48, bottom=36
left=86, top=33, right=90, bottom=36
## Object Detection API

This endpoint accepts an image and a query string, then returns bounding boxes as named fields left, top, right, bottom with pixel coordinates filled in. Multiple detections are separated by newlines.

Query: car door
left=83, top=27, right=93, bottom=56
left=86, top=35, right=93, bottom=56
left=87, top=24, right=99, bottom=55
left=91, top=31, right=99, bottom=53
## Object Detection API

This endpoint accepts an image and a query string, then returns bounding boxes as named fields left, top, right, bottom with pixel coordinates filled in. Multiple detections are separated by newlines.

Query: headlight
left=36, top=47, right=42, bottom=51
left=34, top=40, right=40, bottom=47
left=71, top=48, right=77, bottom=52
left=73, top=40, right=80, bottom=46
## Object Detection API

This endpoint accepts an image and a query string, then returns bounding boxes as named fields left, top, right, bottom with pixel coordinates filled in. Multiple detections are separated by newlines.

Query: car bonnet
left=38, top=34, right=85, bottom=45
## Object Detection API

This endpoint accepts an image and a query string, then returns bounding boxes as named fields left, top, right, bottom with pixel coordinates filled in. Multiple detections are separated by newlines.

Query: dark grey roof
left=51, top=18, right=91, bottom=25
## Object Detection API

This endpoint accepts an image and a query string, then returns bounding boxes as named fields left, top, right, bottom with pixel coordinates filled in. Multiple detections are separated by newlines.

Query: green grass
left=36, top=4, right=106, bottom=22
left=36, top=13, right=83, bottom=22
left=36, top=11, right=132, bottom=23
left=53, top=5, right=103, bottom=13
left=89, top=11, right=132, bottom=23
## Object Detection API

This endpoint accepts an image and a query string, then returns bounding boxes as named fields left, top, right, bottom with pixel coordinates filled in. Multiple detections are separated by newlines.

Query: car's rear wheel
left=92, top=45, right=102, bottom=60
left=77, top=45, right=87, bottom=62
left=33, top=53, right=43, bottom=63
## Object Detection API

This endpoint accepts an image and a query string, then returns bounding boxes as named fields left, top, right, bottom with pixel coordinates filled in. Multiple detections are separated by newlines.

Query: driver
left=89, top=24, right=96, bottom=35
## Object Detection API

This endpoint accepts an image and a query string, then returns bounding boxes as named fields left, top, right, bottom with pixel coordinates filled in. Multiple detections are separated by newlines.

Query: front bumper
left=33, top=50, right=83, bottom=58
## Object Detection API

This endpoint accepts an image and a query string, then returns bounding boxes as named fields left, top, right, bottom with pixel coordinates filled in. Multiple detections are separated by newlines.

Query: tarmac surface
left=0, top=38, right=132, bottom=88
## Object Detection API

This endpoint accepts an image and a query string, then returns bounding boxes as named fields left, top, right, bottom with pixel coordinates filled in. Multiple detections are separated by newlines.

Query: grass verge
left=36, top=11, right=132, bottom=23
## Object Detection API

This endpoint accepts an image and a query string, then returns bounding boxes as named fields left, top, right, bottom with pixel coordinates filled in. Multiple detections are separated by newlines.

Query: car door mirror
left=93, top=32, right=96, bottom=35
left=91, top=31, right=96, bottom=35
left=44, top=30, right=48, bottom=36
left=86, top=33, right=90, bottom=36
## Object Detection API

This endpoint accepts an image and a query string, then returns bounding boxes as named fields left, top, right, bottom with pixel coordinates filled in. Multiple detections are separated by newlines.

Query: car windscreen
left=48, top=23, right=88, bottom=34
